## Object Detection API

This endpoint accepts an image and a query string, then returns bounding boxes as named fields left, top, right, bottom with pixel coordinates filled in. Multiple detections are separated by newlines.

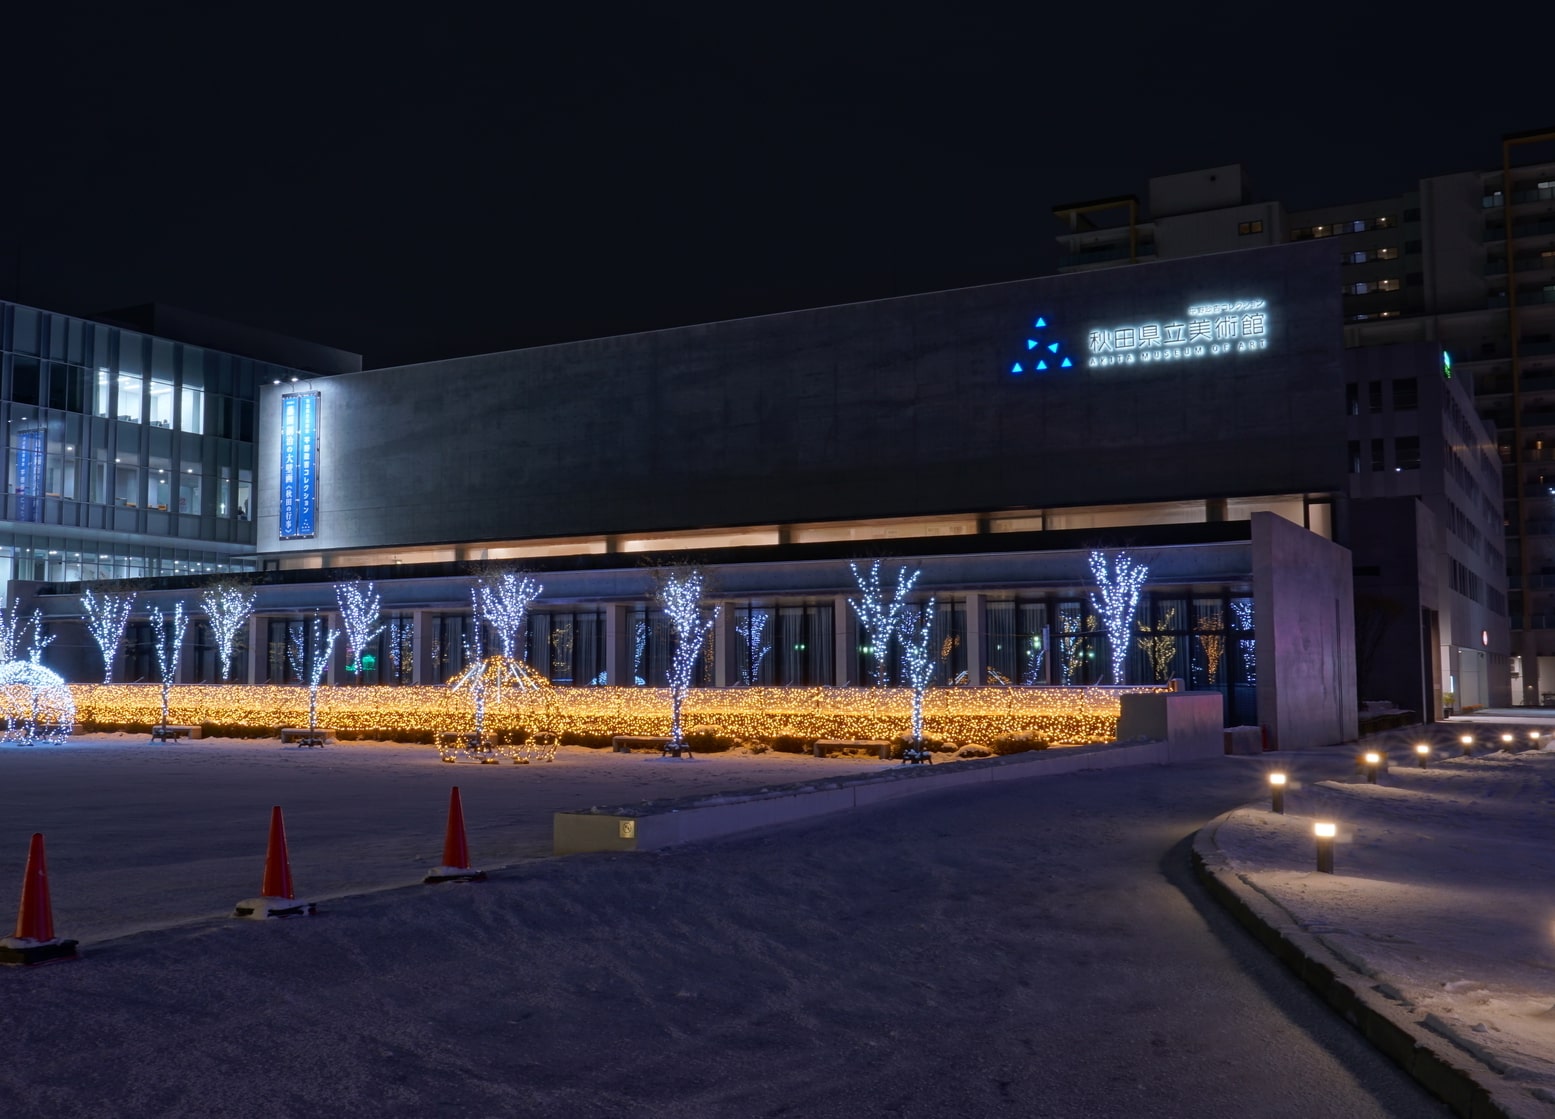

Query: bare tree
left=202, top=582, right=257, bottom=682
left=335, top=580, right=385, bottom=680
left=150, top=602, right=190, bottom=730
left=659, top=570, right=718, bottom=747
left=847, top=559, right=921, bottom=686
left=82, top=589, right=136, bottom=683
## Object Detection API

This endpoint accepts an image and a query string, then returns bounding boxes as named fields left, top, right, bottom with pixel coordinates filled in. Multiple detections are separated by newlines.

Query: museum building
left=22, top=240, right=1509, bottom=748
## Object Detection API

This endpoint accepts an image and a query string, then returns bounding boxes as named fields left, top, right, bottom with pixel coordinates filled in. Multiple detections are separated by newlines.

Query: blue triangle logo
left=1010, top=314, right=1069, bottom=375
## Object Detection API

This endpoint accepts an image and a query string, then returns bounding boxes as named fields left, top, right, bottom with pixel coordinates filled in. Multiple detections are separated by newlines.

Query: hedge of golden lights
left=68, top=682, right=1169, bottom=744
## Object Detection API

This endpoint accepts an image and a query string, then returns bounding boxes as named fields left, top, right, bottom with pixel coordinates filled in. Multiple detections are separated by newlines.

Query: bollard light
left=1314, top=821, right=1336, bottom=874
left=1502, top=732, right=1515, bottom=750
left=1363, top=750, right=1381, bottom=784
left=1530, top=730, right=1542, bottom=744
left=1460, top=733, right=1475, bottom=757
left=1269, top=771, right=1287, bottom=814
left=1415, top=742, right=1431, bottom=769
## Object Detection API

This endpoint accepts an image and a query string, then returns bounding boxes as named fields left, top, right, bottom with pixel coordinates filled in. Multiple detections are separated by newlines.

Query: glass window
left=1345, top=383, right=1359, bottom=415
left=1371, top=438, right=1385, bottom=471
left=93, top=368, right=111, bottom=418
left=1396, top=436, right=1421, bottom=471
left=114, top=459, right=141, bottom=507
left=45, top=450, right=77, bottom=500
left=12, top=308, right=39, bottom=354
left=46, top=364, right=88, bottom=413
left=117, top=374, right=143, bottom=422
left=178, top=461, right=202, bottom=515
left=12, top=358, right=40, bottom=405
left=1392, top=377, right=1418, bottom=411
left=1348, top=440, right=1362, bottom=474
left=180, top=358, right=204, bottom=434
left=1368, top=382, right=1383, bottom=413
left=237, top=469, right=252, bottom=521
left=148, top=376, right=174, bottom=427
left=149, top=456, right=171, bottom=510
left=7, top=425, right=45, bottom=522
left=218, top=466, right=233, bottom=517
left=90, top=449, right=110, bottom=505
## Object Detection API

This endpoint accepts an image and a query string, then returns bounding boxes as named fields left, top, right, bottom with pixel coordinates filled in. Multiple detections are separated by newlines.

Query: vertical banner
left=16, top=428, right=43, bottom=523
left=278, top=392, right=319, bottom=540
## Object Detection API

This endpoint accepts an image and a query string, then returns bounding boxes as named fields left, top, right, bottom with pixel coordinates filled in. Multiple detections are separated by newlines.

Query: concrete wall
left=256, top=243, right=1346, bottom=557
left=1252, top=512, right=1358, bottom=749
left=1117, top=691, right=1226, bottom=761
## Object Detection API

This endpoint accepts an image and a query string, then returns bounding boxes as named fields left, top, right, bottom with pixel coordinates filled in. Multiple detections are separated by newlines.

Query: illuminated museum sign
left=1086, top=299, right=1270, bottom=367
left=279, top=391, right=319, bottom=540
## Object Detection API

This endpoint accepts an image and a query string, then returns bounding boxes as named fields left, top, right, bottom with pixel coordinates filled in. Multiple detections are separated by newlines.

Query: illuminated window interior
left=273, top=492, right=1330, bottom=570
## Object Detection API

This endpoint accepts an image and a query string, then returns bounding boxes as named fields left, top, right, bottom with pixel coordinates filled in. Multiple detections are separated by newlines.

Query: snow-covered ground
left=0, top=735, right=884, bottom=945
left=1210, top=737, right=1555, bottom=1105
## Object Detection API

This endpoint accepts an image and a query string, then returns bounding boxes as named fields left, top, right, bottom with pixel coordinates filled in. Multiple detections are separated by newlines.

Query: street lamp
left=1314, top=822, right=1336, bottom=874
left=1269, top=771, right=1287, bottom=814
left=1415, top=742, right=1431, bottom=769
left=1362, top=750, right=1382, bottom=784
left=1460, top=733, right=1475, bottom=757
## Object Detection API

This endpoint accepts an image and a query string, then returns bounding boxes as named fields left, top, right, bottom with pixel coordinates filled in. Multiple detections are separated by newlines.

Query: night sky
left=1, top=8, right=1548, bottom=369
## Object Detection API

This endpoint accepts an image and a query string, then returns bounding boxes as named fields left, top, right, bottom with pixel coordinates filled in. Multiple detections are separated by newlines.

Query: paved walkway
left=0, top=743, right=1448, bottom=1117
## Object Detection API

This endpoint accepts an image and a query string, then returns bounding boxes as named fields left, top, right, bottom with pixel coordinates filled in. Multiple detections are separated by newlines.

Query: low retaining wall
left=555, top=738, right=1179, bottom=854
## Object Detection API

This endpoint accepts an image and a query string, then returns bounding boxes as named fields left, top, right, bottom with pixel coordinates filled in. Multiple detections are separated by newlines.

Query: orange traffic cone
left=0, top=833, right=78, bottom=965
left=234, top=806, right=316, bottom=919
left=425, top=786, right=486, bottom=883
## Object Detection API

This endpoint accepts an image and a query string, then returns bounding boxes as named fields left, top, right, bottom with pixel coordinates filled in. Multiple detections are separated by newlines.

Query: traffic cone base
left=0, top=935, right=79, bottom=966
left=423, top=867, right=488, bottom=884
left=233, top=897, right=316, bottom=920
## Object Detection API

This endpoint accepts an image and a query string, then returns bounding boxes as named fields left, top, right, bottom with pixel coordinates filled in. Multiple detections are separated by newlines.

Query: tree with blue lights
left=659, top=569, right=718, bottom=748
left=900, top=599, right=937, bottom=743
left=1089, top=551, right=1149, bottom=685
left=334, top=580, right=384, bottom=681
left=82, top=589, right=136, bottom=684
left=150, top=602, right=190, bottom=732
left=848, top=559, right=921, bottom=686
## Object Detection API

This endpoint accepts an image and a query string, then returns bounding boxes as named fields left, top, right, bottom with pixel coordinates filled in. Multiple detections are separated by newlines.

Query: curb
left=1192, top=813, right=1554, bottom=1119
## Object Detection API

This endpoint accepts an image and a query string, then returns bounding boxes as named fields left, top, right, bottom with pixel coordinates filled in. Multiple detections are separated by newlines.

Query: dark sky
left=1, top=8, right=1549, bottom=369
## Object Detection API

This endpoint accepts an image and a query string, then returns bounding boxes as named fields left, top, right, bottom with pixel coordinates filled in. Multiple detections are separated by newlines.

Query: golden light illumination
left=1313, top=822, right=1336, bottom=838
left=1460, top=734, right=1474, bottom=745
left=1415, top=743, right=1430, bottom=755
left=1502, top=733, right=1515, bottom=744
left=1363, top=751, right=1380, bottom=765
left=1268, top=772, right=1287, bottom=786
left=66, top=682, right=1170, bottom=744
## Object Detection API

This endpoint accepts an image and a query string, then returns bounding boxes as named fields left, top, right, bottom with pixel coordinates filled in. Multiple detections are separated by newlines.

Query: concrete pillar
left=833, top=595, right=852, bottom=687
left=605, top=603, right=632, bottom=685
left=713, top=605, right=737, bottom=687
left=413, top=609, right=436, bottom=685
left=246, top=615, right=267, bottom=684
left=964, top=593, right=987, bottom=688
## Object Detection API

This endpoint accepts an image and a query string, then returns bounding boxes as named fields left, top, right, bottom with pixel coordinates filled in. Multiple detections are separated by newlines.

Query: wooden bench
left=610, top=735, right=671, bottom=754
left=150, top=724, right=197, bottom=743
left=280, top=727, right=333, bottom=748
left=813, top=738, right=894, bottom=759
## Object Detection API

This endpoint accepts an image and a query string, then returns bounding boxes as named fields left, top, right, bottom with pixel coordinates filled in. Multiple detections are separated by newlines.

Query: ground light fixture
left=1314, top=822, right=1336, bottom=874
left=1530, top=730, right=1542, bottom=745
left=1363, top=751, right=1382, bottom=784
left=1268, top=771, right=1287, bottom=814
left=1460, top=733, right=1475, bottom=757
left=1501, top=732, right=1516, bottom=750
left=1415, top=742, right=1431, bottom=768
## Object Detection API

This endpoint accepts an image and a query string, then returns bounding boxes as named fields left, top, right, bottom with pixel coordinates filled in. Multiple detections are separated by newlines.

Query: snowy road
left=0, top=739, right=1447, bottom=1117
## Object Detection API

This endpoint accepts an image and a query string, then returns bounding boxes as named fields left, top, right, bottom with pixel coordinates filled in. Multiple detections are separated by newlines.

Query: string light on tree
left=660, top=569, right=719, bottom=747
left=900, top=598, right=937, bottom=743
left=1232, top=599, right=1256, bottom=683
left=735, top=609, right=771, bottom=685
left=287, top=611, right=339, bottom=736
left=334, top=580, right=385, bottom=679
left=0, top=661, right=73, bottom=744
left=848, top=559, right=922, bottom=686
left=1089, top=550, right=1149, bottom=685
left=151, top=602, right=190, bottom=731
left=82, top=589, right=135, bottom=684
left=476, top=571, right=542, bottom=664
left=202, top=583, right=257, bottom=682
